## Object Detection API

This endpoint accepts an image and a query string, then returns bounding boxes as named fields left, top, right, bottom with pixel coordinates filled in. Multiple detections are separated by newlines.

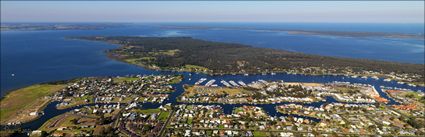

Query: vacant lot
left=183, top=85, right=252, bottom=97
left=0, top=84, right=65, bottom=124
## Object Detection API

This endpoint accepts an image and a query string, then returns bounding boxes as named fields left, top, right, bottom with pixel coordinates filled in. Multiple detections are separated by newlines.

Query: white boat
left=258, top=79, right=268, bottom=84
left=237, top=81, right=247, bottom=86
left=383, top=78, right=392, bottom=82
left=397, top=81, right=405, bottom=84
left=195, top=78, right=207, bottom=85
left=229, top=81, right=239, bottom=87
left=205, top=79, right=216, bottom=86
left=221, top=80, right=232, bottom=87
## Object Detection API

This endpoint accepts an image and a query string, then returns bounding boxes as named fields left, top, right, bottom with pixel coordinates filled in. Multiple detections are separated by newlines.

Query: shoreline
left=0, top=75, right=423, bottom=134
left=84, top=36, right=423, bottom=87
left=106, top=52, right=425, bottom=87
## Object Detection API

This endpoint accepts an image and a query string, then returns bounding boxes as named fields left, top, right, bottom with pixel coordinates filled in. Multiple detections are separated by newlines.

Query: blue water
left=160, top=22, right=425, bottom=34
left=1, top=23, right=424, bottom=134
left=1, top=23, right=424, bottom=95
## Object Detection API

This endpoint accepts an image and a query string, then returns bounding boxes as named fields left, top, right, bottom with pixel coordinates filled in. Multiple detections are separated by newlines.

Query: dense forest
left=77, top=36, right=424, bottom=79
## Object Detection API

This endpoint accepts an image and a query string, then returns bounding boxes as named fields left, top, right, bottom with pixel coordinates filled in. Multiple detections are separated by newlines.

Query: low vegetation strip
left=0, top=84, right=65, bottom=124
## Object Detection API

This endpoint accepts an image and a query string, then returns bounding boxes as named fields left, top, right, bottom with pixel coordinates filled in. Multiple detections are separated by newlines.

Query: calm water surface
left=1, top=23, right=424, bottom=95
left=1, top=23, right=425, bottom=131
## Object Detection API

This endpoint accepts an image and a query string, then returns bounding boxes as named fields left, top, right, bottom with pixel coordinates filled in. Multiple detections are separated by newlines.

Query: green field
left=0, top=84, right=65, bottom=124
left=253, top=131, right=270, bottom=137
left=184, top=85, right=250, bottom=97
left=401, top=91, right=425, bottom=104
left=181, top=64, right=210, bottom=72
left=169, top=75, right=183, bottom=84
left=132, top=108, right=161, bottom=114
left=158, top=111, right=170, bottom=122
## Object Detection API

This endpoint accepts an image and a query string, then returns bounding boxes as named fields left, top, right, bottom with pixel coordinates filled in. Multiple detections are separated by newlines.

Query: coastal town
left=2, top=1, right=424, bottom=137
left=180, top=79, right=380, bottom=104
left=1, top=74, right=424, bottom=137
left=53, top=75, right=182, bottom=110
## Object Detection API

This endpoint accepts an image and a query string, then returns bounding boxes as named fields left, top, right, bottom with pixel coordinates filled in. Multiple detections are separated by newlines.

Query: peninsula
left=76, top=36, right=424, bottom=86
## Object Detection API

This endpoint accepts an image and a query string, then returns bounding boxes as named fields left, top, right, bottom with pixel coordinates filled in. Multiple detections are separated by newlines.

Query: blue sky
left=1, top=1, right=424, bottom=23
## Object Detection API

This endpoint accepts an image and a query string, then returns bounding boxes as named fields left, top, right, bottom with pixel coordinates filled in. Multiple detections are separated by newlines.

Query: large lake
left=1, top=23, right=424, bottom=95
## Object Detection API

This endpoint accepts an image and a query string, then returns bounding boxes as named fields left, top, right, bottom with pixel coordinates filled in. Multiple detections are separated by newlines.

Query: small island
left=76, top=36, right=424, bottom=86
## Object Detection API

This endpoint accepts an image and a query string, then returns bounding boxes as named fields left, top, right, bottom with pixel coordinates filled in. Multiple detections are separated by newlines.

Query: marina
left=3, top=71, right=423, bottom=131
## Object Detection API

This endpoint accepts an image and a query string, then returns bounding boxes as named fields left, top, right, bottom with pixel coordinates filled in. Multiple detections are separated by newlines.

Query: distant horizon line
left=1, top=21, right=424, bottom=24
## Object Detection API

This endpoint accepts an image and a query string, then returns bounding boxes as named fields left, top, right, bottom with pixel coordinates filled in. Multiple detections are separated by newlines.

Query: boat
left=220, top=80, right=232, bottom=87
left=383, top=78, right=392, bottom=82
left=237, top=81, right=247, bottom=86
left=229, top=81, right=239, bottom=87
left=371, top=76, right=379, bottom=80
left=195, top=78, right=207, bottom=85
left=205, top=79, right=216, bottom=86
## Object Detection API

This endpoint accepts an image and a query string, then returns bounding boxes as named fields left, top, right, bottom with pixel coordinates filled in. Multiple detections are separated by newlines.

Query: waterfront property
left=1, top=75, right=424, bottom=136
left=0, top=84, right=66, bottom=125
left=180, top=80, right=381, bottom=104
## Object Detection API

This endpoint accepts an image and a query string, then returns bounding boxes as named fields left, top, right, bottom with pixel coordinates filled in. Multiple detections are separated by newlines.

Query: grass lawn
left=123, top=58, right=148, bottom=67
left=158, top=111, right=170, bottom=122
left=184, top=85, right=249, bottom=97
left=181, top=64, right=209, bottom=72
left=410, top=81, right=425, bottom=86
left=123, top=58, right=140, bottom=64
left=40, top=113, right=97, bottom=132
left=169, top=75, right=183, bottom=84
left=150, top=49, right=180, bottom=56
left=233, top=107, right=244, bottom=113
left=401, top=91, right=423, bottom=100
left=132, top=108, right=161, bottom=114
left=400, top=91, right=425, bottom=104
left=220, top=87, right=250, bottom=96
left=253, top=131, right=269, bottom=137
left=113, top=77, right=140, bottom=83
left=57, top=95, right=94, bottom=110
left=140, top=57, right=156, bottom=61
left=187, top=117, right=193, bottom=124
left=334, top=86, right=360, bottom=93
left=0, top=84, right=65, bottom=124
